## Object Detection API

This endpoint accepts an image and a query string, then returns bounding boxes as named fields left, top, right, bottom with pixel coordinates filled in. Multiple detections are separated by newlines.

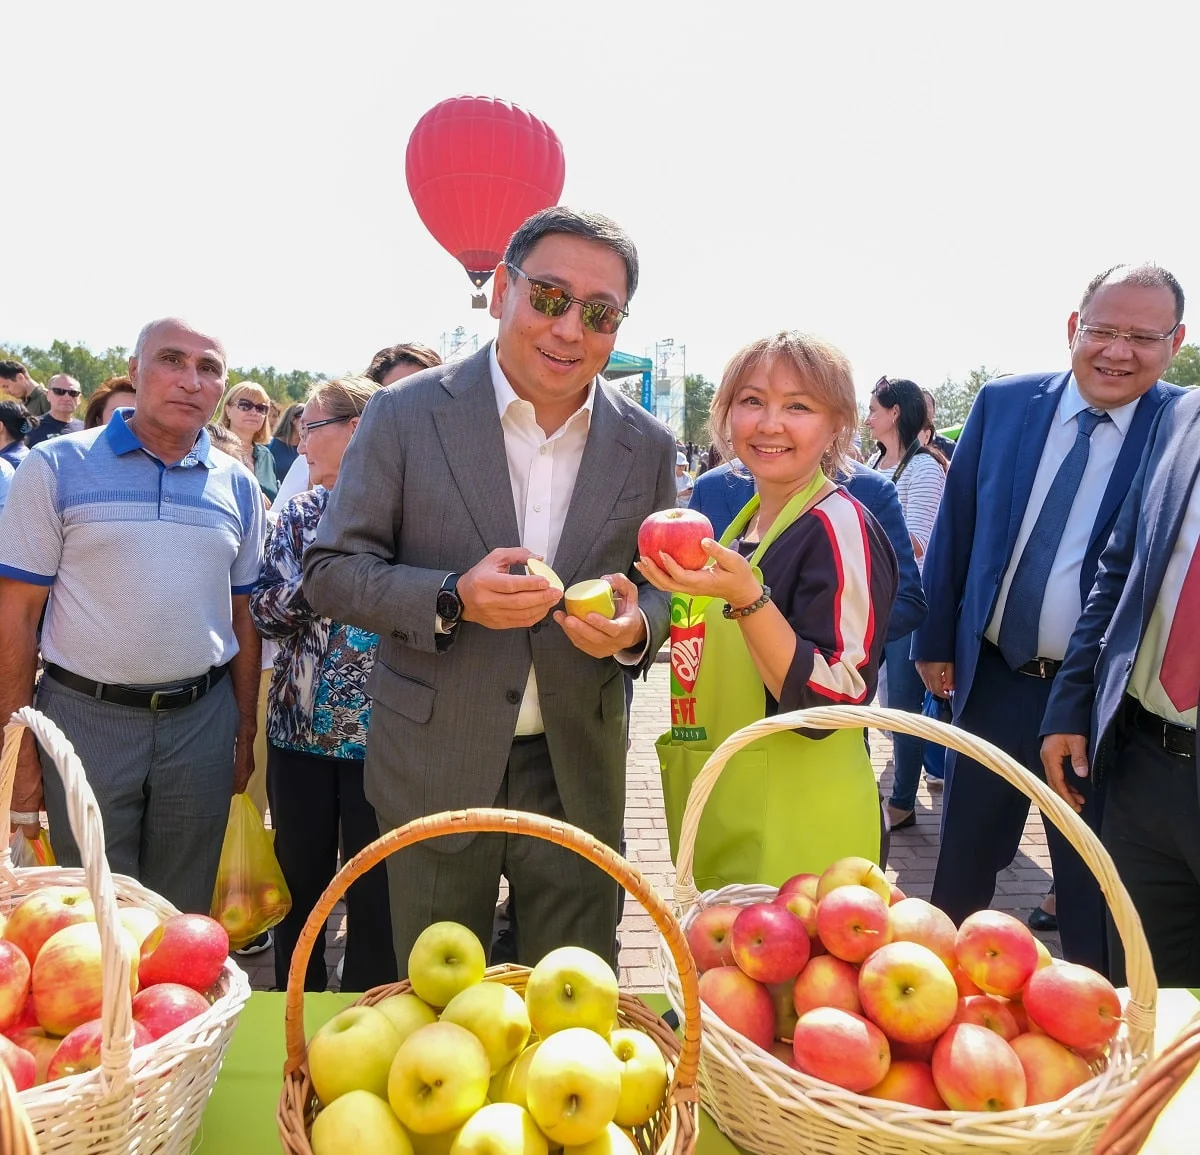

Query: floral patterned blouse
left=249, top=487, right=377, bottom=760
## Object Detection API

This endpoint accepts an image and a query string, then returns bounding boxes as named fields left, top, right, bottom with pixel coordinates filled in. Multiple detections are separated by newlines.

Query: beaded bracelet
left=722, top=584, right=772, bottom=620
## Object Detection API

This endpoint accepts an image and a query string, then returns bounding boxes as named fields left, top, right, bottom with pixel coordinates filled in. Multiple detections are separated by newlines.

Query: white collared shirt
left=985, top=376, right=1138, bottom=661
left=1129, top=484, right=1200, bottom=728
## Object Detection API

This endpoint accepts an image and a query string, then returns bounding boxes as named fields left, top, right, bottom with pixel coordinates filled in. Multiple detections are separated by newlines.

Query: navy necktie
left=997, top=408, right=1110, bottom=669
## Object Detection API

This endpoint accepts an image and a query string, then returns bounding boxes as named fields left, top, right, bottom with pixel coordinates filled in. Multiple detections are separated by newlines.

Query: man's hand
left=458, top=548, right=563, bottom=631
left=554, top=573, right=646, bottom=660
left=1040, top=733, right=1089, bottom=814
left=916, top=661, right=955, bottom=698
left=233, top=726, right=255, bottom=794
left=11, top=738, right=44, bottom=839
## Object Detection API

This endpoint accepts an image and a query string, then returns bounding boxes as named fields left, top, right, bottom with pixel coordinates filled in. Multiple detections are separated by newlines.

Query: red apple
left=858, top=941, right=958, bottom=1044
left=792, top=1008, right=890, bottom=1093
left=46, top=1017, right=152, bottom=1082
left=887, top=898, right=958, bottom=969
left=768, top=1039, right=796, bottom=1068
left=637, top=508, right=714, bottom=571
left=1009, top=1032, right=1093, bottom=1105
left=817, top=856, right=892, bottom=904
left=773, top=890, right=818, bottom=940
left=684, top=904, right=739, bottom=973
left=139, top=914, right=229, bottom=993
left=890, top=1037, right=935, bottom=1063
left=952, top=966, right=983, bottom=997
left=0, top=1033, right=37, bottom=1091
left=955, top=910, right=1039, bottom=998
left=792, top=954, right=862, bottom=1017
left=1033, top=936, right=1054, bottom=970
left=9, top=1028, right=59, bottom=1086
left=33, top=923, right=138, bottom=1038
left=731, top=903, right=810, bottom=984
left=889, top=884, right=908, bottom=906
left=816, top=885, right=891, bottom=964
left=698, top=966, right=774, bottom=1052
left=776, top=873, right=820, bottom=903
left=1008, top=1000, right=1030, bottom=1035
left=865, top=1059, right=946, bottom=1109
left=131, top=983, right=211, bottom=1040
left=2, top=993, right=38, bottom=1040
left=0, top=943, right=32, bottom=1033
left=931, top=1023, right=1026, bottom=1111
left=1022, top=963, right=1121, bottom=1052
left=952, top=994, right=1020, bottom=1041
left=3, top=886, right=94, bottom=966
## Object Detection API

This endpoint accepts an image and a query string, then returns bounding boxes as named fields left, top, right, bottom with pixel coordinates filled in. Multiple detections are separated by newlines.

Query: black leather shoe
left=886, top=806, right=916, bottom=830
left=1027, top=907, right=1058, bottom=932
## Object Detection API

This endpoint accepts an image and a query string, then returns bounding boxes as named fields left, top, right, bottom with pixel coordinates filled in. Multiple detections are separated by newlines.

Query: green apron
left=656, top=478, right=881, bottom=892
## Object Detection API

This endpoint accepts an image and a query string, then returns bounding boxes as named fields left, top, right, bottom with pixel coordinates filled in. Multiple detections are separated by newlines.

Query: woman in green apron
left=639, top=332, right=898, bottom=891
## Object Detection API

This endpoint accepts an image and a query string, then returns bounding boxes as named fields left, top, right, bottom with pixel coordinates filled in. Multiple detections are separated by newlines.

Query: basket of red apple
left=277, top=808, right=702, bottom=1155
left=0, top=707, right=251, bottom=1154
left=657, top=703, right=1158, bottom=1155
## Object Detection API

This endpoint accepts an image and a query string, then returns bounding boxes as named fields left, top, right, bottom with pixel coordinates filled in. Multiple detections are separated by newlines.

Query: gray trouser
left=36, top=674, right=238, bottom=914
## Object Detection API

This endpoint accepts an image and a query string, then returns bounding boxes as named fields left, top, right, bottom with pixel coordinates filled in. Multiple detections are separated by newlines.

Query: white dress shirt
left=1129, top=483, right=1200, bottom=728
left=986, top=376, right=1138, bottom=661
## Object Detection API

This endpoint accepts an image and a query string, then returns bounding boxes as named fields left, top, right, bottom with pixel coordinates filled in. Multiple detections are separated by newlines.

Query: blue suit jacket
left=1042, top=390, right=1200, bottom=770
left=912, top=371, right=1181, bottom=713
left=688, top=461, right=926, bottom=641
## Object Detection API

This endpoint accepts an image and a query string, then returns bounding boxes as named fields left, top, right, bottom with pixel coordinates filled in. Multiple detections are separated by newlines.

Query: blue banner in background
left=641, top=370, right=653, bottom=411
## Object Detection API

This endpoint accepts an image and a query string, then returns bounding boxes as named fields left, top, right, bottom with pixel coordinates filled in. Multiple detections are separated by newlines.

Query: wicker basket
left=0, top=708, right=251, bottom=1153
left=277, top=808, right=701, bottom=1155
left=658, top=704, right=1158, bottom=1155
left=0, top=1059, right=38, bottom=1155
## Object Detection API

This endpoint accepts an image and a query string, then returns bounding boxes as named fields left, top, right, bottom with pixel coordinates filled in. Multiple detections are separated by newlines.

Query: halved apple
left=526, top=557, right=564, bottom=593
left=564, top=579, right=616, bottom=620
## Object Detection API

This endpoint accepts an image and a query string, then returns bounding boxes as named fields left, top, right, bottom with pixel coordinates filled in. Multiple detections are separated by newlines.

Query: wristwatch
left=436, top=572, right=463, bottom=626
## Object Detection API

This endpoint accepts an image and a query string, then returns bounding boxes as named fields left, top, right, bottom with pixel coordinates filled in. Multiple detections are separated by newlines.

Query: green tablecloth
left=196, top=991, right=742, bottom=1154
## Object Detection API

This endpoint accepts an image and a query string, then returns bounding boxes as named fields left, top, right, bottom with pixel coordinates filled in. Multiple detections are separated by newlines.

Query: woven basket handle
left=671, top=704, right=1157, bottom=1056
left=1, top=710, right=140, bottom=1093
left=282, top=808, right=702, bottom=1099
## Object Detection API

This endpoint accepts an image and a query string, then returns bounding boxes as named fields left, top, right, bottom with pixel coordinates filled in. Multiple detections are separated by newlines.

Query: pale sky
left=4, top=1, right=1197, bottom=398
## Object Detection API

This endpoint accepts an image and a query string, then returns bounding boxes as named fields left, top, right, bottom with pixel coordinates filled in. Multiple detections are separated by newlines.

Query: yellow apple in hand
left=490, top=1040, right=540, bottom=1108
left=525, top=946, right=619, bottom=1039
left=563, top=1122, right=639, bottom=1154
left=388, top=1021, right=490, bottom=1135
left=308, top=1005, right=402, bottom=1105
left=525, top=1027, right=623, bottom=1147
left=441, top=981, right=531, bottom=1074
left=526, top=558, right=565, bottom=594
left=608, top=1028, right=668, bottom=1128
left=563, top=579, right=616, bottom=621
left=407, top=922, right=487, bottom=1009
left=448, top=1102, right=548, bottom=1155
left=311, top=1089, right=413, bottom=1154
left=374, top=993, right=439, bottom=1045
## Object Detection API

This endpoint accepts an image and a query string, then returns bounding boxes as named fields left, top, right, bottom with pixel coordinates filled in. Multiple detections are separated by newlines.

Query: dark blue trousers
left=930, top=642, right=1107, bottom=972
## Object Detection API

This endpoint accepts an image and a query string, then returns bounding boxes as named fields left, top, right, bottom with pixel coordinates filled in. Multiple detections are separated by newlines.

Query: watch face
left=437, top=589, right=461, bottom=623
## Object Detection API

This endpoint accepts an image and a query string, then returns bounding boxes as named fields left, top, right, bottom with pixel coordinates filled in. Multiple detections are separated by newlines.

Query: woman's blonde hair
left=217, top=381, right=273, bottom=445
left=305, top=375, right=381, bottom=424
left=709, top=332, right=857, bottom=479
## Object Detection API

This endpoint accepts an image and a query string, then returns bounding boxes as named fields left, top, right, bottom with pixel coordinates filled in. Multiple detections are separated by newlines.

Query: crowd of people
left=0, top=209, right=1196, bottom=993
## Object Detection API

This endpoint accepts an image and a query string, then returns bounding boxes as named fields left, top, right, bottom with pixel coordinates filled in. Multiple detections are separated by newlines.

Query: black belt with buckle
left=44, top=662, right=230, bottom=712
left=1125, top=697, right=1196, bottom=759
left=986, top=641, right=1062, bottom=679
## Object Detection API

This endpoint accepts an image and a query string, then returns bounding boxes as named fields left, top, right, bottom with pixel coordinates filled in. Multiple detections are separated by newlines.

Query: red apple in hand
left=932, top=1023, right=1026, bottom=1111
left=139, top=914, right=229, bottom=993
left=1022, top=963, right=1122, bottom=1051
left=817, top=885, right=891, bottom=964
left=0, top=942, right=32, bottom=1032
left=698, top=967, right=774, bottom=1052
left=955, top=910, right=1038, bottom=998
left=637, top=508, right=714, bottom=571
left=685, top=904, right=739, bottom=973
left=132, top=983, right=212, bottom=1040
left=731, top=903, right=810, bottom=984
left=792, top=1008, right=890, bottom=1093
left=46, top=1017, right=152, bottom=1082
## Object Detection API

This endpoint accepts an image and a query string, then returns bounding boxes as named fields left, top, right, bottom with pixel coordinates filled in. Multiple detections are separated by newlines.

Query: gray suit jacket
left=303, top=344, right=678, bottom=849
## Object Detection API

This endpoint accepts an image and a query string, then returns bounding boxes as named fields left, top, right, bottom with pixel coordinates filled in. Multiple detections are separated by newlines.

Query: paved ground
left=238, top=663, right=1061, bottom=993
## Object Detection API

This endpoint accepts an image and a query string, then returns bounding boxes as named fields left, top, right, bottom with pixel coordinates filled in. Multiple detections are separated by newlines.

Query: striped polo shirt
left=0, top=409, right=266, bottom=686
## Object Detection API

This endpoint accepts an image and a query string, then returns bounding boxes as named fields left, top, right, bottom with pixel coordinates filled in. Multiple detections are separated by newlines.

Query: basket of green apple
left=278, top=808, right=701, bottom=1155
left=658, top=704, right=1158, bottom=1155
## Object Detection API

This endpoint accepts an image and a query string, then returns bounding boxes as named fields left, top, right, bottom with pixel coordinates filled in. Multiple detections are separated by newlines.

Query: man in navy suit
left=1041, top=388, right=1199, bottom=985
left=913, top=264, right=1186, bottom=970
left=690, top=459, right=927, bottom=642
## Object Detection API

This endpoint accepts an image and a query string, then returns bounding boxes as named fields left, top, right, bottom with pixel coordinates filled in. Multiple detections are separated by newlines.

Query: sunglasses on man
left=50, top=386, right=81, bottom=398
left=234, top=399, right=270, bottom=415
left=506, top=264, right=628, bottom=335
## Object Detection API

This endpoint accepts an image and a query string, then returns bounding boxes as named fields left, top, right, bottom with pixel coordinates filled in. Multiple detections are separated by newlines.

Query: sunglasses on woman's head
left=234, top=399, right=270, bottom=415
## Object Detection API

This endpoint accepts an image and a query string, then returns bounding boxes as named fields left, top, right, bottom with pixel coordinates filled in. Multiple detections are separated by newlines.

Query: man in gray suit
left=304, top=208, right=677, bottom=973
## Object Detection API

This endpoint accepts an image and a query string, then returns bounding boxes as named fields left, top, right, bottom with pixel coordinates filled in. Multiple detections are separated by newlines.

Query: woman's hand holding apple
left=636, top=539, right=762, bottom=608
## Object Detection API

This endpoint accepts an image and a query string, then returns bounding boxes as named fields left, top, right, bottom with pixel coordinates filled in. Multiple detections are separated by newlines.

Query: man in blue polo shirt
left=0, top=318, right=265, bottom=915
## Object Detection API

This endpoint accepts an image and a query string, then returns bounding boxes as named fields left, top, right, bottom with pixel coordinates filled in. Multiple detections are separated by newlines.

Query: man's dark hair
left=503, top=207, right=640, bottom=302
left=363, top=342, right=443, bottom=386
left=1080, top=263, right=1185, bottom=325
left=0, top=359, right=28, bottom=381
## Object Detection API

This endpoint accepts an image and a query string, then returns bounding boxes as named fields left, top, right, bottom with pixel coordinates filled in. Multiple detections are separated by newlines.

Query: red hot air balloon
left=405, top=96, right=566, bottom=291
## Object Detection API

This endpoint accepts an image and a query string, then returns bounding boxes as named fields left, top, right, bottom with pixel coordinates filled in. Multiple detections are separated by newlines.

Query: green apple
left=311, top=1089, right=413, bottom=1154
left=489, top=1041, right=541, bottom=1108
left=409, top=1127, right=463, bottom=1155
left=607, top=1028, right=668, bottom=1128
left=407, top=922, right=488, bottom=1009
left=525, top=947, right=619, bottom=1039
left=563, top=1122, right=638, bottom=1154
left=375, top=992, right=439, bottom=1045
left=441, top=981, right=531, bottom=1074
left=388, top=1021, right=490, bottom=1135
left=448, top=1102, right=548, bottom=1155
left=563, top=579, right=615, bottom=620
left=525, top=1027, right=622, bottom=1147
left=308, top=1005, right=403, bottom=1105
